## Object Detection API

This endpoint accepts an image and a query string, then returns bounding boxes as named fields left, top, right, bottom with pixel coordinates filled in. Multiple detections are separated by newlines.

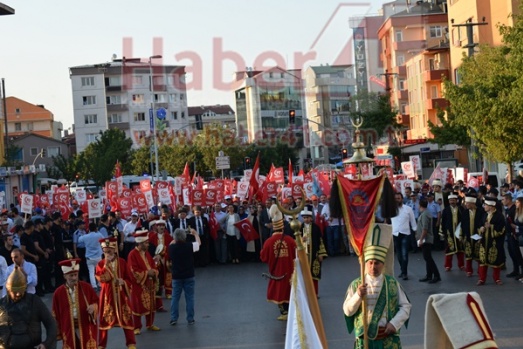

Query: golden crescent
left=351, top=116, right=363, bottom=128
left=276, top=187, right=306, bottom=216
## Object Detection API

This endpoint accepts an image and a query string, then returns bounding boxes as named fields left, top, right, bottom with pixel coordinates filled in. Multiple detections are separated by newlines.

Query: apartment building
left=70, top=58, right=188, bottom=153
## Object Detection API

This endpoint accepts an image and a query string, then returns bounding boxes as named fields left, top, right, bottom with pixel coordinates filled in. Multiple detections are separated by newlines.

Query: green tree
left=1, top=145, right=23, bottom=167
left=443, top=7, right=523, bottom=182
left=428, top=107, right=471, bottom=147
left=47, top=154, right=78, bottom=181
left=77, top=128, right=133, bottom=186
left=351, top=91, right=399, bottom=140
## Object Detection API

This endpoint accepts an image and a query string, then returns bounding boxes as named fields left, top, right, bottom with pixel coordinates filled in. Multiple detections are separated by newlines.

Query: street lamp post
left=149, top=55, right=162, bottom=182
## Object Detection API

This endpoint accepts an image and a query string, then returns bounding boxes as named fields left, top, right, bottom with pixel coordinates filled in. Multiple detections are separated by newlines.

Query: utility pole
left=452, top=17, right=488, bottom=172
left=378, top=70, right=397, bottom=94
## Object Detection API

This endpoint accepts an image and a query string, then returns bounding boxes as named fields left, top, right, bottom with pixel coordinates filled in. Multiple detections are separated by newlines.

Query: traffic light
left=341, top=148, right=348, bottom=159
left=244, top=156, right=251, bottom=169
left=288, top=109, right=296, bottom=124
left=41, top=149, right=46, bottom=158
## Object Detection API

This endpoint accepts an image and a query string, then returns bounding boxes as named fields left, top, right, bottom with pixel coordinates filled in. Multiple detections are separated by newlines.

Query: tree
left=443, top=7, right=523, bottom=182
left=47, top=154, right=78, bottom=181
left=77, top=129, right=133, bottom=186
left=1, top=145, right=23, bottom=167
left=428, top=107, right=471, bottom=147
left=350, top=91, right=399, bottom=141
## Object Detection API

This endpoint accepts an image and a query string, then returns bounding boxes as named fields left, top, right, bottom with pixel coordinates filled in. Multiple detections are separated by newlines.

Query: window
left=154, top=93, right=167, bottom=103
left=82, top=96, right=96, bottom=105
left=430, top=26, right=442, bottom=38
left=15, top=108, right=20, bottom=114
left=171, top=111, right=178, bottom=120
left=396, top=55, right=405, bottom=66
left=169, top=93, right=177, bottom=103
left=30, top=148, right=38, bottom=156
left=26, top=122, right=33, bottom=131
left=14, top=123, right=21, bottom=131
left=47, top=147, right=60, bottom=157
left=269, top=72, right=273, bottom=78
left=81, top=77, right=95, bottom=86
left=84, top=114, right=97, bottom=124
left=132, top=94, right=145, bottom=104
left=108, top=113, right=122, bottom=123
left=280, top=73, right=284, bottom=78
left=180, top=94, right=185, bottom=100
left=132, top=76, right=143, bottom=85
left=105, top=76, right=121, bottom=87
left=106, top=95, right=121, bottom=105
left=431, top=86, right=438, bottom=98
left=153, top=76, right=164, bottom=85
left=395, top=30, right=403, bottom=42
left=429, top=58, right=435, bottom=71
left=400, top=104, right=407, bottom=115
left=134, top=112, right=146, bottom=122
left=399, top=79, right=406, bottom=91
left=86, top=133, right=98, bottom=144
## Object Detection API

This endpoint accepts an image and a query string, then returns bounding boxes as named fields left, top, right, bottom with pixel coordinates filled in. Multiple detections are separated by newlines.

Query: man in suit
left=258, top=202, right=272, bottom=244
left=188, top=206, right=210, bottom=267
left=174, top=208, right=189, bottom=231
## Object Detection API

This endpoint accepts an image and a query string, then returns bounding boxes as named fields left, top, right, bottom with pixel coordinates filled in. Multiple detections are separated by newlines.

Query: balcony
left=107, top=104, right=129, bottom=112
left=106, top=85, right=122, bottom=92
left=396, top=90, right=408, bottom=100
left=427, top=98, right=448, bottom=110
left=392, top=65, right=406, bottom=76
left=153, top=84, right=167, bottom=91
left=396, top=113, right=410, bottom=127
left=423, top=69, right=450, bottom=82
left=393, top=40, right=426, bottom=52
left=108, top=122, right=130, bottom=131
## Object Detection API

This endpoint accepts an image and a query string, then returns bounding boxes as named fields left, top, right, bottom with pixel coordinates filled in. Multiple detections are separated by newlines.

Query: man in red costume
left=96, top=237, right=136, bottom=349
left=148, top=219, right=173, bottom=312
left=52, top=258, right=99, bottom=349
left=127, top=229, right=161, bottom=335
left=260, top=204, right=296, bottom=321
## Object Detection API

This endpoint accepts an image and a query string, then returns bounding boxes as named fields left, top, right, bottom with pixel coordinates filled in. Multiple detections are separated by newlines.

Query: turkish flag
left=234, top=218, right=259, bottom=242
left=209, top=211, right=219, bottom=240
left=316, top=171, right=332, bottom=195
left=248, top=153, right=260, bottom=199
left=182, top=162, right=191, bottom=185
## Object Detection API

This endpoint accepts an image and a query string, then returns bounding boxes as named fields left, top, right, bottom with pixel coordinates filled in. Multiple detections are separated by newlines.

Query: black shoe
left=506, top=271, right=518, bottom=278
left=170, top=320, right=177, bottom=326
left=188, top=320, right=195, bottom=325
left=398, top=273, right=405, bottom=278
left=428, top=277, right=441, bottom=284
left=402, top=275, right=408, bottom=280
left=419, top=277, right=432, bottom=282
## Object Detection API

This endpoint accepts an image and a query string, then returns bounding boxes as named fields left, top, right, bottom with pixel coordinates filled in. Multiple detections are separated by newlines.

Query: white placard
left=21, top=194, right=33, bottom=214
left=401, top=161, right=416, bottom=179
left=143, top=190, right=155, bottom=209
left=88, top=198, right=102, bottom=218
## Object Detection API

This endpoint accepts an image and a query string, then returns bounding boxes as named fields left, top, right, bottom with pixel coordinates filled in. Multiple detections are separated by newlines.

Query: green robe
left=345, top=275, right=408, bottom=349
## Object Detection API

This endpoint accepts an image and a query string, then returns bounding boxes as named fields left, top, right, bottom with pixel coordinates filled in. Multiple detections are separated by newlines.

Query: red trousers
left=444, top=252, right=464, bottom=270
left=133, top=313, right=155, bottom=330
left=478, top=265, right=501, bottom=283
left=99, top=328, right=136, bottom=348
left=465, top=260, right=480, bottom=275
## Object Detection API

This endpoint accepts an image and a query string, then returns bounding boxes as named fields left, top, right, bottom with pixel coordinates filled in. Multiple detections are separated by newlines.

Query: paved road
left=42, top=249, right=523, bottom=348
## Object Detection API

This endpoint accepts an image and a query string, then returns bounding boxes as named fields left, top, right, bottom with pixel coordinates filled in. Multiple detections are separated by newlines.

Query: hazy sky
left=0, top=0, right=385, bottom=131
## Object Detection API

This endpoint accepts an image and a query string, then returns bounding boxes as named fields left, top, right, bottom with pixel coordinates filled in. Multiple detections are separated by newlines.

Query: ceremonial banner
left=336, top=174, right=386, bottom=256
left=233, top=218, right=260, bottom=242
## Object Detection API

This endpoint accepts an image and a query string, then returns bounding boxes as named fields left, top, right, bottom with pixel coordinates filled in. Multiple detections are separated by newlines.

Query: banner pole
left=360, top=253, right=369, bottom=349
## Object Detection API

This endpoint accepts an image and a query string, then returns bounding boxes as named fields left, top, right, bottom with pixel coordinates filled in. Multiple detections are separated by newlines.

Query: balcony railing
left=427, top=98, right=448, bottom=110
left=423, top=69, right=449, bottom=81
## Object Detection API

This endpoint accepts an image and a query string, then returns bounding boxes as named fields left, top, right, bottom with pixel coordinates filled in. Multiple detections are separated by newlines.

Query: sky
left=0, top=0, right=386, bottom=132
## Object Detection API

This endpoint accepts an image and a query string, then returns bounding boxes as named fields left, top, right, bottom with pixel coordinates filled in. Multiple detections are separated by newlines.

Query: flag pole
left=359, top=253, right=369, bottom=349
left=277, top=189, right=328, bottom=349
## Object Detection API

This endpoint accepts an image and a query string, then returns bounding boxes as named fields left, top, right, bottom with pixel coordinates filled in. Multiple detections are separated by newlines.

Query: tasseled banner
left=380, top=177, right=398, bottom=220
left=329, top=177, right=343, bottom=218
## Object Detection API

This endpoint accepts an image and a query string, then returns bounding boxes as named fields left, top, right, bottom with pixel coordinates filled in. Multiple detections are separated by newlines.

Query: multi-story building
left=234, top=67, right=306, bottom=159
left=448, top=0, right=520, bottom=84
left=349, top=0, right=409, bottom=93
left=70, top=58, right=188, bottom=153
left=378, top=0, right=448, bottom=133
left=187, top=104, right=235, bottom=131
left=303, top=65, right=356, bottom=166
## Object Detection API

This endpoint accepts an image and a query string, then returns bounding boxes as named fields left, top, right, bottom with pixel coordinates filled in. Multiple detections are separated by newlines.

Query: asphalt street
left=41, top=249, right=523, bottom=349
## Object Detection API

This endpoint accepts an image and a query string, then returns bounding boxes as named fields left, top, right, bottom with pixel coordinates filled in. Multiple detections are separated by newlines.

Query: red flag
left=234, top=218, right=260, bottom=242
left=288, top=158, right=293, bottom=187
left=315, top=212, right=326, bottom=236
left=182, top=162, right=191, bottom=184
left=316, top=171, right=331, bottom=195
left=336, top=174, right=386, bottom=256
left=209, top=211, right=219, bottom=240
left=267, top=164, right=276, bottom=182
left=248, top=153, right=260, bottom=199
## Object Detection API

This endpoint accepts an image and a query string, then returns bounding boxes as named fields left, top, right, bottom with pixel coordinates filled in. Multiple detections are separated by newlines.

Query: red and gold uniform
left=148, top=220, right=173, bottom=307
left=127, top=230, right=159, bottom=332
left=96, top=237, right=136, bottom=349
left=52, top=259, right=99, bottom=349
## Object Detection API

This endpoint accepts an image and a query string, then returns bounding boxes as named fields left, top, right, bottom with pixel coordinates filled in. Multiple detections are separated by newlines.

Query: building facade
left=187, top=104, right=235, bottom=131
left=303, top=65, right=356, bottom=166
left=70, top=58, right=189, bottom=153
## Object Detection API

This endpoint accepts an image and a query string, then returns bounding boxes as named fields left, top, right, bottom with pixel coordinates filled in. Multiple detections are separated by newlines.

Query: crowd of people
left=0, top=173, right=521, bottom=348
